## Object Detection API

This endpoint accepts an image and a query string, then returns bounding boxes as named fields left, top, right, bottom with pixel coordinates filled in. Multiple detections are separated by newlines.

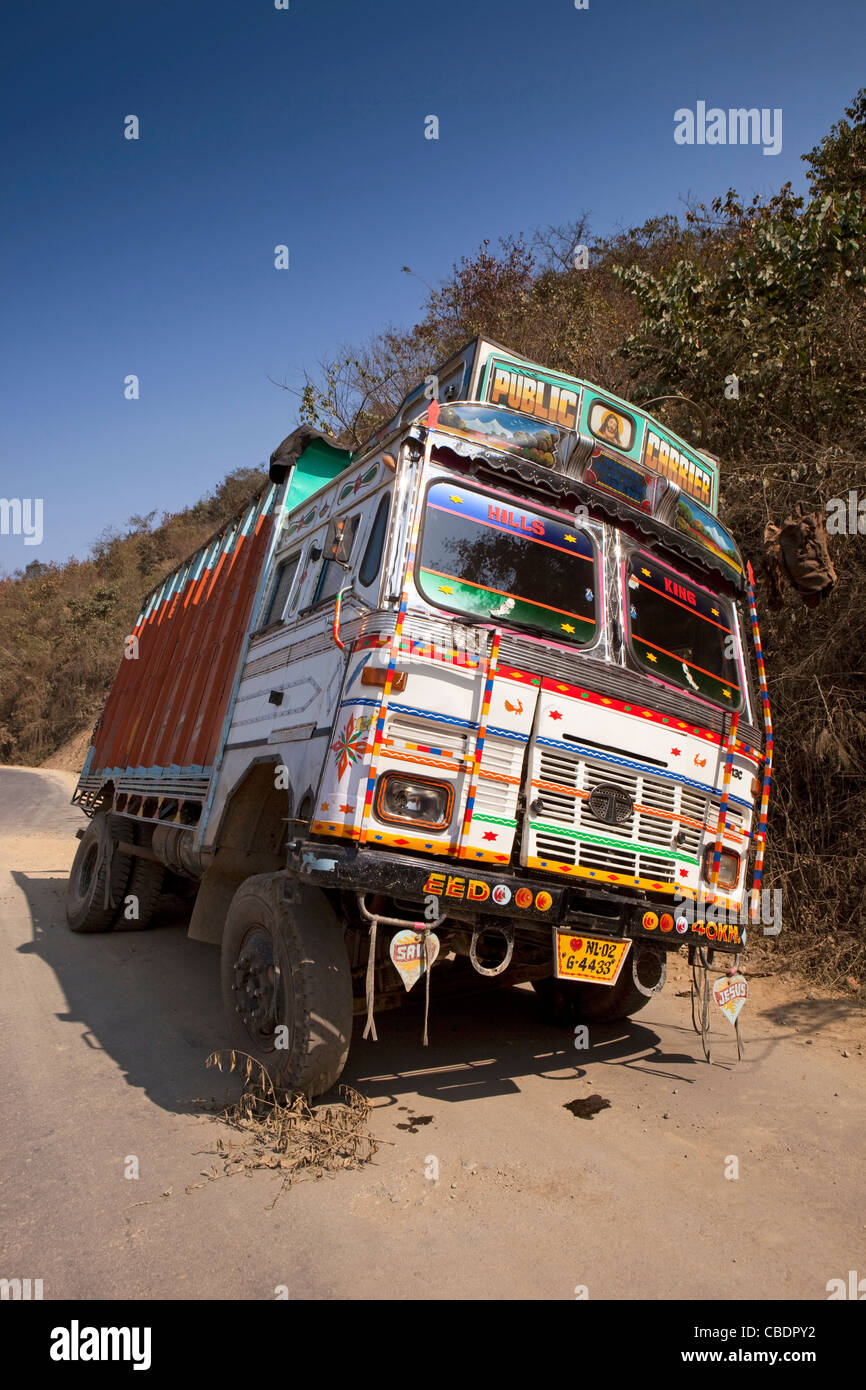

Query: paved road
left=1, top=767, right=863, bottom=1301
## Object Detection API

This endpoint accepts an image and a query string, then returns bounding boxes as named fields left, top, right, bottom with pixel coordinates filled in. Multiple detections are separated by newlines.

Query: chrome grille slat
left=529, top=745, right=713, bottom=886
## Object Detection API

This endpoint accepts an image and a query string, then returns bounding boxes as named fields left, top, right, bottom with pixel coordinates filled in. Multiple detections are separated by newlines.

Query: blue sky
left=1, top=0, right=864, bottom=570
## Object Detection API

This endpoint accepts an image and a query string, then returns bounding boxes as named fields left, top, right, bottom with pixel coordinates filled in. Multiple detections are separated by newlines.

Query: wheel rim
left=231, top=925, right=290, bottom=1052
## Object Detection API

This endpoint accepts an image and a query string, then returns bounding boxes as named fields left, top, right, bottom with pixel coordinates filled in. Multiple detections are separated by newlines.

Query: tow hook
left=469, top=921, right=514, bottom=977
left=631, top=943, right=667, bottom=997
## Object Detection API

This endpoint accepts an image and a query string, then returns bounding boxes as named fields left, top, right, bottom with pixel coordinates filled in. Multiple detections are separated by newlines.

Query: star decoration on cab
left=563, top=533, right=577, bottom=542
left=482, top=831, right=498, bottom=841
left=641, top=567, right=651, bottom=576
left=548, top=709, right=563, bottom=720
left=439, top=584, right=453, bottom=593
left=670, top=747, right=681, bottom=756
left=645, top=651, right=657, bottom=662
left=449, top=494, right=463, bottom=504
left=561, top=623, right=576, bottom=633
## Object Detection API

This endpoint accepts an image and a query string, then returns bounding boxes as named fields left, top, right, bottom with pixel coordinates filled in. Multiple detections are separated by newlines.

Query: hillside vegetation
left=0, top=469, right=266, bottom=765
left=2, top=92, right=864, bottom=984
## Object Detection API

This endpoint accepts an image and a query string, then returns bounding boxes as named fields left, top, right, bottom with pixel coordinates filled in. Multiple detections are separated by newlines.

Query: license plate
left=554, top=931, right=631, bottom=986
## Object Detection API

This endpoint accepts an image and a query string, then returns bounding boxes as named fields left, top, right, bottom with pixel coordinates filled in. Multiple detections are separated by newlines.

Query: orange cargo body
left=88, top=487, right=276, bottom=781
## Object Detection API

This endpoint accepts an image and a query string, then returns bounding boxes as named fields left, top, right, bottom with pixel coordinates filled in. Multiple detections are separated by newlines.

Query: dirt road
left=1, top=766, right=863, bottom=1301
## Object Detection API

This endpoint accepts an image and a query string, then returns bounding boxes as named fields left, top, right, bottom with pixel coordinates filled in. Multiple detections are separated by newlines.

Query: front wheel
left=220, top=875, right=353, bottom=1098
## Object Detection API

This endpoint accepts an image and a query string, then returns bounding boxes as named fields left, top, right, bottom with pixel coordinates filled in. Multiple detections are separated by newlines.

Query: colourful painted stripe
left=539, top=677, right=760, bottom=755
left=358, top=405, right=433, bottom=845
left=529, top=778, right=748, bottom=844
left=529, top=819, right=700, bottom=867
left=485, top=724, right=529, bottom=743
left=388, top=703, right=477, bottom=730
left=526, top=855, right=694, bottom=896
left=478, top=768, right=522, bottom=787
left=746, top=563, right=774, bottom=924
left=458, top=628, right=502, bottom=859
left=524, top=855, right=745, bottom=911
left=352, top=633, right=481, bottom=669
left=378, top=748, right=462, bottom=773
left=535, top=736, right=753, bottom=811
left=705, top=710, right=740, bottom=903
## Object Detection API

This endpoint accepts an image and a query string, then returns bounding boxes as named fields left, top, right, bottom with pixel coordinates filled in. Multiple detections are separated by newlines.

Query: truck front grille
left=528, top=747, right=716, bottom=886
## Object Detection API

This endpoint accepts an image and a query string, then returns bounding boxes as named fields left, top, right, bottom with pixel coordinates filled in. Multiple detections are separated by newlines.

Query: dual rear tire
left=66, top=830, right=352, bottom=1097
left=65, top=812, right=165, bottom=933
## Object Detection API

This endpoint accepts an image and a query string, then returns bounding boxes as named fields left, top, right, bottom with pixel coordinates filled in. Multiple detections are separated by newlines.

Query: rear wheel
left=65, top=813, right=133, bottom=933
left=533, top=944, right=667, bottom=1024
left=220, top=875, right=353, bottom=1098
left=114, top=856, right=166, bottom=931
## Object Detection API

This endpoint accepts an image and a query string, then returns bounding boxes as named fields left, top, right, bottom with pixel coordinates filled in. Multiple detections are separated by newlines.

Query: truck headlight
left=703, top=847, right=741, bottom=889
left=375, top=774, right=453, bottom=829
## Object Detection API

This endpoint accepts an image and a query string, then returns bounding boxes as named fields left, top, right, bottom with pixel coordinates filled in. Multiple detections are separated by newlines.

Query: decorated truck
left=66, top=337, right=773, bottom=1094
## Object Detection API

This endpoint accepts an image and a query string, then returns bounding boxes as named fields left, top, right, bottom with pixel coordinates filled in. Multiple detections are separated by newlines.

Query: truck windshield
left=416, top=480, right=596, bottom=645
left=625, top=552, right=743, bottom=709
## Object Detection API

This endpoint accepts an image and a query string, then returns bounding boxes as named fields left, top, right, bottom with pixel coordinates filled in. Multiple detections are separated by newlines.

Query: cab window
left=262, top=552, right=301, bottom=626
left=358, top=493, right=392, bottom=589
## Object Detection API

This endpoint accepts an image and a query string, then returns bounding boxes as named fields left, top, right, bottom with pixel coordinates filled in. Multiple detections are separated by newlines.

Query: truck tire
left=220, top=875, right=353, bottom=1099
left=65, top=813, right=133, bottom=933
left=114, top=857, right=166, bottom=931
left=533, top=946, right=666, bottom=1025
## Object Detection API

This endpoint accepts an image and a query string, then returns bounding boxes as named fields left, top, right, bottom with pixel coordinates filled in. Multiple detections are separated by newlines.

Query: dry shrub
left=203, top=1051, right=379, bottom=1201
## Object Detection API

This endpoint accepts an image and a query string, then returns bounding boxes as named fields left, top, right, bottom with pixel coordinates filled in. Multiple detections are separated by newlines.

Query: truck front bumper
left=289, top=842, right=746, bottom=953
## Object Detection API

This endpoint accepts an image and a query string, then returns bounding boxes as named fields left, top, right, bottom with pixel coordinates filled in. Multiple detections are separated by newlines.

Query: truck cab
left=67, top=337, right=769, bottom=1096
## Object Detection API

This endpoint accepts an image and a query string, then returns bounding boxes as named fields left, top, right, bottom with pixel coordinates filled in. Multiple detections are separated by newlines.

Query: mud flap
left=188, top=865, right=243, bottom=944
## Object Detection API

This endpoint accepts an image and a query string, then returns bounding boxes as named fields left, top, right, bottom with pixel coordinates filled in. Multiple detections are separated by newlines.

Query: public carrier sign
left=480, top=350, right=717, bottom=509
left=642, top=426, right=714, bottom=508
left=484, top=359, right=580, bottom=430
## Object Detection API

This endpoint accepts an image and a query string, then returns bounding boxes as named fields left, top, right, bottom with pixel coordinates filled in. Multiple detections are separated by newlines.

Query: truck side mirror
left=323, top=517, right=354, bottom=567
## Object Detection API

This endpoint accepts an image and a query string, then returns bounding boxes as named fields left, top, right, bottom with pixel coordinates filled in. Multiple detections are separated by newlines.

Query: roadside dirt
left=40, top=726, right=92, bottom=773
left=2, top=765, right=864, bottom=1301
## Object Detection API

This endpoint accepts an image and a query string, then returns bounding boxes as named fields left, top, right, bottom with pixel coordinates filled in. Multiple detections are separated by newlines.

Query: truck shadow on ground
left=13, top=868, right=742, bottom=1115
left=347, top=981, right=703, bottom=1104
left=758, top=997, right=857, bottom=1032
left=13, top=869, right=225, bottom=1114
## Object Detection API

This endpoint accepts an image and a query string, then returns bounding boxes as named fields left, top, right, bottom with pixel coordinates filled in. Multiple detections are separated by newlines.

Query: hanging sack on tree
left=761, top=519, right=787, bottom=609
left=762, top=503, right=837, bottom=609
